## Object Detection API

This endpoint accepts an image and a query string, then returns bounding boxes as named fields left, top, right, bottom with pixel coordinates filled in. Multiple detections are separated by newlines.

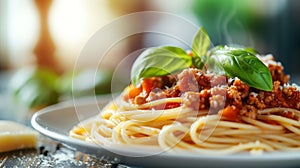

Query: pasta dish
left=70, top=27, right=300, bottom=155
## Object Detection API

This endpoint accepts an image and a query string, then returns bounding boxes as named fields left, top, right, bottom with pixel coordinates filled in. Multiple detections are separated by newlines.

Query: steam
left=217, top=1, right=254, bottom=47
left=222, top=2, right=236, bottom=45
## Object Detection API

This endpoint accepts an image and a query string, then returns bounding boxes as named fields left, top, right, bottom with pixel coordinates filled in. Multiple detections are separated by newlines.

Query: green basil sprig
left=131, top=28, right=210, bottom=86
left=192, top=27, right=211, bottom=57
left=208, top=46, right=273, bottom=91
left=130, top=27, right=273, bottom=91
left=131, top=46, right=192, bottom=86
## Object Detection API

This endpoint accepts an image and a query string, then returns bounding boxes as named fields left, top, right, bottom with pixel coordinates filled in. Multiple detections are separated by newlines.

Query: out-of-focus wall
left=0, top=0, right=40, bottom=69
left=0, top=0, right=299, bottom=77
left=0, top=0, right=9, bottom=70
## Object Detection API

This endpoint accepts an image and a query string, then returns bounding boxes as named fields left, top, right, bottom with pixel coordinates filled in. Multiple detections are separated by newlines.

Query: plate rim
left=31, top=97, right=300, bottom=164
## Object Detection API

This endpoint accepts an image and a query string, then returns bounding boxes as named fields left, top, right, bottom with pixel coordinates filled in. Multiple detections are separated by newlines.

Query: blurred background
left=0, top=0, right=299, bottom=119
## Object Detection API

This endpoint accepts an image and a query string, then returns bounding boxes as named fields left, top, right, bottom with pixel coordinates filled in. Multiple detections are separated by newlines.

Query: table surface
left=1, top=71, right=300, bottom=168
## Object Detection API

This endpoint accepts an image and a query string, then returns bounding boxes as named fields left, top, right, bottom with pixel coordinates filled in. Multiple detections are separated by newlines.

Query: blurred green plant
left=192, top=0, right=266, bottom=46
left=58, top=69, right=112, bottom=97
left=11, top=67, right=113, bottom=110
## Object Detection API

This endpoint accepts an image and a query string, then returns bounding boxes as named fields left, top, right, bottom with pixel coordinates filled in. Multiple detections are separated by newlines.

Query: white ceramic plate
left=31, top=97, right=300, bottom=168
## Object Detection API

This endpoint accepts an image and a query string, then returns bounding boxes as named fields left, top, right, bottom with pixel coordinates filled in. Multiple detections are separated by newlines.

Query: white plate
left=31, top=97, right=300, bottom=168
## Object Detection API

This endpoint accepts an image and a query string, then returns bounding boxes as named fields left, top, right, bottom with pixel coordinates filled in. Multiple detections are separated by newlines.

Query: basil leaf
left=192, top=56, right=205, bottom=69
left=244, top=47, right=259, bottom=55
left=131, top=46, right=192, bottom=86
left=192, top=27, right=211, bottom=57
left=209, top=48, right=273, bottom=91
left=210, top=45, right=259, bottom=56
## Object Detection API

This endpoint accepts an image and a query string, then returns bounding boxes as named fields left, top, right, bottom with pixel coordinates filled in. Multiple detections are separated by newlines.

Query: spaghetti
left=70, top=55, right=300, bottom=155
